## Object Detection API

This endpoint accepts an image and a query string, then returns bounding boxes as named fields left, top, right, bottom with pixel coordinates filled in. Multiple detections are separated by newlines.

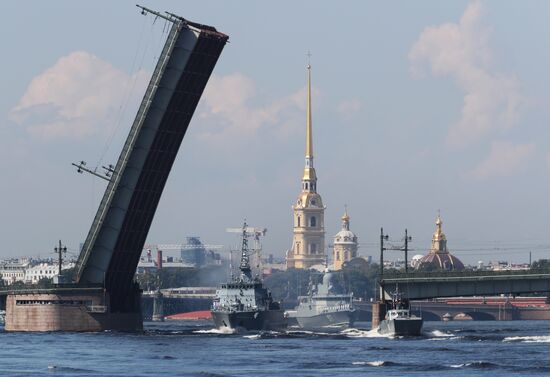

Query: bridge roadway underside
left=408, top=302, right=544, bottom=321
left=74, top=19, right=228, bottom=314
left=380, top=270, right=550, bottom=300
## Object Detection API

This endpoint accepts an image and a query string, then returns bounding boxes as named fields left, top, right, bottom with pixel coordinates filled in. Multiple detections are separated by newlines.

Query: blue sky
left=1, top=1, right=550, bottom=264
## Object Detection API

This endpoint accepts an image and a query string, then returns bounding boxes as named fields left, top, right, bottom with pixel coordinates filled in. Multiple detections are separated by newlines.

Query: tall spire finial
left=342, top=205, right=350, bottom=230
left=301, top=53, right=317, bottom=187
left=306, top=52, right=313, bottom=159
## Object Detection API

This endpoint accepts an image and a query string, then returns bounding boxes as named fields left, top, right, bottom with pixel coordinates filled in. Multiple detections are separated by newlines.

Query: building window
left=310, top=216, right=316, bottom=227
left=309, top=243, right=317, bottom=254
left=296, top=242, right=300, bottom=254
left=336, top=251, right=340, bottom=260
left=297, top=216, right=301, bottom=227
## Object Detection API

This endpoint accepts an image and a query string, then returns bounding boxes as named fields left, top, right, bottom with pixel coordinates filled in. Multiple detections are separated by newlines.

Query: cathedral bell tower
left=333, top=207, right=358, bottom=271
left=286, top=63, right=326, bottom=270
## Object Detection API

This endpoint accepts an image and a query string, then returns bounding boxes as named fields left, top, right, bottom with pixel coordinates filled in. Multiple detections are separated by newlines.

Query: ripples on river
left=1, top=320, right=550, bottom=376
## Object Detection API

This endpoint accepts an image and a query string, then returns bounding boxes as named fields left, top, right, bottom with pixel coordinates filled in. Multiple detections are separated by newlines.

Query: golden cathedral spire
left=286, top=59, right=326, bottom=270
left=306, top=63, right=313, bottom=159
left=302, top=61, right=317, bottom=185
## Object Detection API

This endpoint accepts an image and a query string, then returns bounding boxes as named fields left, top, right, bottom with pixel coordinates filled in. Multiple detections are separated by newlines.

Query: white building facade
left=24, top=262, right=75, bottom=284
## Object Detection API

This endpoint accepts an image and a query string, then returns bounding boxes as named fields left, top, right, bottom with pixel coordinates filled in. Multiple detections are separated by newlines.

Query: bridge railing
left=380, top=268, right=550, bottom=300
left=381, top=268, right=550, bottom=280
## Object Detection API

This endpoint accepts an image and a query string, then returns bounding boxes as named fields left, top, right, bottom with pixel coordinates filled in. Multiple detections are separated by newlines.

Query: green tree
left=532, top=259, right=550, bottom=269
left=35, top=277, right=53, bottom=289
left=264, top=268, right=315, bottom=302
left=341, top=263, right=380, bottom=300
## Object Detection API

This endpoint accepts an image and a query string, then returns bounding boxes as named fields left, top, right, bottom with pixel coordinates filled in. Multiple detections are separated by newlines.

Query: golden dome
left=296, top=192, right=323, bottom=208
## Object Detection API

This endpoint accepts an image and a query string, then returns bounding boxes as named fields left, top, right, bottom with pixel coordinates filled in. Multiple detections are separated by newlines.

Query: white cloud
left=10, top=51, right=148, bottom=140
left=469, top=141, right=535, bottom=179
left=10, top=52, right=310, bottom=149
left=197, top=73, right=309, bottom=144
left=409, top=1, right=524, bottom=147
left=337, top=99, right=362, bottom=118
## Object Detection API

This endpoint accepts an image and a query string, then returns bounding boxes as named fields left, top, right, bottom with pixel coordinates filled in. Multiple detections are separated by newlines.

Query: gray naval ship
left=211, top=223, right=286, bottom=331
left=377, top=292, right=423, bottom=336
left=287, top=270, right=356, bottom=332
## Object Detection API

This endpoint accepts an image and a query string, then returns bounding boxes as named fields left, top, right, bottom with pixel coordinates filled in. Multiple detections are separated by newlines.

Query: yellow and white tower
left=333, top=208, right=358, bottom=271
left=286, top=64, right=326, bottom=270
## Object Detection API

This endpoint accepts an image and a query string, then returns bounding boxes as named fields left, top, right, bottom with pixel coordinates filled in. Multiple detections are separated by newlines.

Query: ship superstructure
left=377, top=291, right=423, bottom=336
left=288, top=270, right=355, bottom=332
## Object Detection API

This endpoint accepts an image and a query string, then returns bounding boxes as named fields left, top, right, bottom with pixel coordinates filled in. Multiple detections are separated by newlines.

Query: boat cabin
left=385, top=309, right=410, bottom=320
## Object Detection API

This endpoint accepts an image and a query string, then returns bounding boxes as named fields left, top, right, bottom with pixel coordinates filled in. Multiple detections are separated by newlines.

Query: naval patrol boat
left=377, top=292, right=423, bottom=336
left=287, top=270, right=355, bottom=332
left=211, top=222, right=286, bottom=331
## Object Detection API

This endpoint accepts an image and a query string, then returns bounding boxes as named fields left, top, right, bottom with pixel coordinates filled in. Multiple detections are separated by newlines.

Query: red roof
left=165, top=310, right=212, bottom=320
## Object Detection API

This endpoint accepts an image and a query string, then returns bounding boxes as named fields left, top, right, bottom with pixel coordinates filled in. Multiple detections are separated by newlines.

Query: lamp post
left=54, top=240, right=67, bottom=276
left=404, top=229, right=412, bottom=273
left=379, top=228, right=389, bottom=301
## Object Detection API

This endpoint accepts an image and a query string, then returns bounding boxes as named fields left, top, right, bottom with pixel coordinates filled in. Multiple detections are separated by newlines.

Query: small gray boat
left=287, top=270, right=356, bottom=332
left=377, top=294, right=423, bottom=336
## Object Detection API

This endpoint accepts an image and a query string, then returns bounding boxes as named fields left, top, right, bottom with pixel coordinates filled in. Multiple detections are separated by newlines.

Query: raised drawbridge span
left=5, top=7, right=228, bottom=331
left=74, top=7, right=228, bottom=314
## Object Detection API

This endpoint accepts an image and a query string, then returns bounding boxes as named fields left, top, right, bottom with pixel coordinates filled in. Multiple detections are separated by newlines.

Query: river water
left=1, top=320, right=550, bottom=376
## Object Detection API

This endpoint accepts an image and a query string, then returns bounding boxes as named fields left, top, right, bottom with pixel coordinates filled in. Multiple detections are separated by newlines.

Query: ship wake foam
left=449, top=361, right=499, bottom=369
left=342, top=328, right=389, bottom=338
left=427, top=329, right=462, bottom=341
left=193, top=327, right=236, bottom=335
left=352, top=360, right=396, bottom=367
left=503, top=335, right=550, bottom=343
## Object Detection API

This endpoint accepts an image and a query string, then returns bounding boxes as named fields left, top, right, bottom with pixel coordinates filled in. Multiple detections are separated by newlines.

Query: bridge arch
left=456, top=311, right=496, bottom=321
left=412, top=310, right=440, bottom=321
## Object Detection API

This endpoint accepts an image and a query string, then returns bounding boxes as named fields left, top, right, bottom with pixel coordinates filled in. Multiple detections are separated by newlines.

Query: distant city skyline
left=1, top=1, right=550, bottom=264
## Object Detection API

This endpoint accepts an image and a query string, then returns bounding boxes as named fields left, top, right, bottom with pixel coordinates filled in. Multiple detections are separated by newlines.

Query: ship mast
left=239, top=221, right=252, bottom=281
left=226, top=222, right=267, bottom=282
